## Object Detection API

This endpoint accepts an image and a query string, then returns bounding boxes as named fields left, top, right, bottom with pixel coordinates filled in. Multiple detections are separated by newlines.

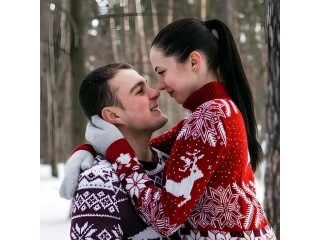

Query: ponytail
left=205, top=19, right=263, bottom=172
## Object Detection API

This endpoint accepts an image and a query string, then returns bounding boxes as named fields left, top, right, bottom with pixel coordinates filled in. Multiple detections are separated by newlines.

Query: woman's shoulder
left=196, top=98, right=240, bottom=116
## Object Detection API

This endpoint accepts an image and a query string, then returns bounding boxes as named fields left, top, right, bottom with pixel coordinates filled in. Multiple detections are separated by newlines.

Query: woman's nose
left=158, top=80, right=166, bottom=90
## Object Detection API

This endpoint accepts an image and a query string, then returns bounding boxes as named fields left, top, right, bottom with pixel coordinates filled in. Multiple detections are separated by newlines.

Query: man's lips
left=151, top=105, right=160, bottom=111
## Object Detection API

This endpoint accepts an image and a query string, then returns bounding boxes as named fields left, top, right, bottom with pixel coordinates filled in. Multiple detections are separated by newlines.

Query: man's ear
left=190, top=51, right=202, bottom=71
left=101, top=107, right=122, bottom=124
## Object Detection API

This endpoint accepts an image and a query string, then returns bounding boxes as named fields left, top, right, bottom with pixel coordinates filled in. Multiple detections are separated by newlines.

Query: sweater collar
left=138, top=148, right=158, bottom=170
left=183, top=81, right=231, bottom=112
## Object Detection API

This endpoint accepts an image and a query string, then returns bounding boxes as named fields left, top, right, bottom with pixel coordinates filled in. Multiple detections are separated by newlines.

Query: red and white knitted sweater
left=93, top=82, right=275, bottom=238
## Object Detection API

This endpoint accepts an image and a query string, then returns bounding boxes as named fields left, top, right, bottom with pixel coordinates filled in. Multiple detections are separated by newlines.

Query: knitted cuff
left=72, top=143, right=97, bottom=157
left=106, top=138, right=143, bottom=177
left=105, top=138, right=133, bottom=163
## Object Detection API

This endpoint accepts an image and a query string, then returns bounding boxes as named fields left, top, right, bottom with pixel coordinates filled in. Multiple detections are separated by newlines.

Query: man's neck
left=122, top=131, right=153, bottom=162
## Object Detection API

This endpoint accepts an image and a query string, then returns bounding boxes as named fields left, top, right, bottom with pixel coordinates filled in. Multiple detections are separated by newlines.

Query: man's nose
left=149, top=87, right=160, bottom=99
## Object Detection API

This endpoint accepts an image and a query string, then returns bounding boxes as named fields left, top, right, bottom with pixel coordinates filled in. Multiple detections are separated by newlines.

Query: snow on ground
left=40, top=163, right=71, bottom=240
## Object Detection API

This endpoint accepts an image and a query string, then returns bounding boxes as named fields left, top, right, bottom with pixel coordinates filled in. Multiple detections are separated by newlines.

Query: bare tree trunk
left=40, top=0, right=50, bottom=165
left=41, top=0, right=72, bottom=173
left=218, top=0, right=239, bottom=47
left=264, top=0, right=280, bottom=238
left=123, top=0, right=131, bottom=60
left=167, top=0, right=173, bottom=24
left=48, top=10, right=59, bottom=177
left=70, top=0, right=86, bottom=148
left=151, top=0, right=159, bottom=35
left=135, top=0, right=150, bottom=78
left=200, top=0, right=207, bottom=20
left=56, top=0, right=73, bottom=164
left=110, top=17, right=120, bottom=62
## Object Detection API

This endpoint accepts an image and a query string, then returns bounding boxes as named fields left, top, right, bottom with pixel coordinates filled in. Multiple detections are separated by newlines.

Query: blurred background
left=40, top=0, right=279, bottom=239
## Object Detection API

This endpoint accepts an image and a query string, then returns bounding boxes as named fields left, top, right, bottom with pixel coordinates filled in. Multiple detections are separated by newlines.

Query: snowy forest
left=40, top=0, right=279, bottom=238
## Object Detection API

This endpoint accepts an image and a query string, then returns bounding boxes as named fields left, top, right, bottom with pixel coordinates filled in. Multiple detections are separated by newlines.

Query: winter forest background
left=39, top=0, right=280, bottom=239
left=40, top=0, right=280, bottom=239
left=0, top=0, right=320, bottom=240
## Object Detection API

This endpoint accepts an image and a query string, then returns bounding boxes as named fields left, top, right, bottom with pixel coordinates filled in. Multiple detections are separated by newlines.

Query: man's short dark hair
left=78, top=63, right=133, bottom=120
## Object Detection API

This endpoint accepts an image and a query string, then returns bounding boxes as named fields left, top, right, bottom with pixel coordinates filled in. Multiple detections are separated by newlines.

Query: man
left=59, top=63, right=180, bottom=239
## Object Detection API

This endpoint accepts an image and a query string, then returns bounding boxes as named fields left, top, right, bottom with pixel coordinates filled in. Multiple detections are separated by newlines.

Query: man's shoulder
left=78, top=155, right=121, bottom=190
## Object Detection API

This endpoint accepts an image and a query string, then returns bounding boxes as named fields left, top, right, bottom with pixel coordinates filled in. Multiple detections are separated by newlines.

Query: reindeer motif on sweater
left=166, top=150, right=204, bottom=207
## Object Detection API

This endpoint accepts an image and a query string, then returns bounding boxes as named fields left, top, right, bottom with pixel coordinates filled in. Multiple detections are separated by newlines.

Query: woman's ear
left=101, top=107, right=122, bottom=124
left=190, top=51, right=201, bottom=72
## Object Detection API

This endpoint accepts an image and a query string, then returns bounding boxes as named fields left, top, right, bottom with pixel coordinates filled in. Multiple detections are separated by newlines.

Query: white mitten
left=59, top=150, right=95, bottom=200
left=85, top=115, right=124, bottom=156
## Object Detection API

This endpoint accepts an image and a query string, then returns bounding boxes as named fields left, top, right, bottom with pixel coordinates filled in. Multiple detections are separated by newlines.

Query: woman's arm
left=150, top=118, right=186, bottom=155
left=106, top=101, right=232, bottom=236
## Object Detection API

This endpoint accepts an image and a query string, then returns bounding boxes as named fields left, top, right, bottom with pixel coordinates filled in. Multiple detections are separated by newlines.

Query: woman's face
left=150, top=48, right=200, bottom=104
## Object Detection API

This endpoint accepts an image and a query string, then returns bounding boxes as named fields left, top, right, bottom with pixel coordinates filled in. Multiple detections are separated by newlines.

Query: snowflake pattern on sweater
left=104, top=82, right=276, bottom=239
left=176, top=100, right=229, bottom=147
left=70, top=153, right=180, bottom=240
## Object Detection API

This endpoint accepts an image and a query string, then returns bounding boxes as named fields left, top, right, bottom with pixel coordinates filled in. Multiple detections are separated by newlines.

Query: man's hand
left=85, top=115, right=124, bottom=156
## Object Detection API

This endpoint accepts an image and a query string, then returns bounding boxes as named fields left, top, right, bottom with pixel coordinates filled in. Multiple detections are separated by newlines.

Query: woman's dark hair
left=78, top=63, right=133, bottom=120
left=151, top=18, right=263, bottom=172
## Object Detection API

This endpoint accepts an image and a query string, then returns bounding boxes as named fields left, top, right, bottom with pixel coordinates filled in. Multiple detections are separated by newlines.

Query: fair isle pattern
left=142, top=148, right=166, bottom=186
left=72, top=188, right=128, bottom=217
left=71, top=222, right=123, bottom=240
left=232, top=181, right=267, bottom=229
left=145, top=148, right=168, bottom=176
left=227, top=99, right=239, bottom=114
left=70, top=157, right=129, bottom=239
left=72, top=157, right=128, bottom=216
left=177, top=100, right=233, bottom=147
left=71, top=154, right=181, bottom=240
left=77, top=159, right=119, bottom=190
left=139, top=187, right=180, bottom=236
left=179, top=224, right=277, bottom=240
left=125, top=171, right=150, bottom=198
left=188, top=182, right=268, bottom=232
left=188, top=185, right=244, bottom=230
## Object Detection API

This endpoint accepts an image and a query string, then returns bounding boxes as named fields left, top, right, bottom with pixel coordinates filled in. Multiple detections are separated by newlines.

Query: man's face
left=110, top=69, right=168, bottom=132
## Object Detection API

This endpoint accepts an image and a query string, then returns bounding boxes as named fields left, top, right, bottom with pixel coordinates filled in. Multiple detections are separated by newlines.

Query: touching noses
left=148, top=87, right=160, bottom=100
left=157, top=78, right=166, bottom=90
